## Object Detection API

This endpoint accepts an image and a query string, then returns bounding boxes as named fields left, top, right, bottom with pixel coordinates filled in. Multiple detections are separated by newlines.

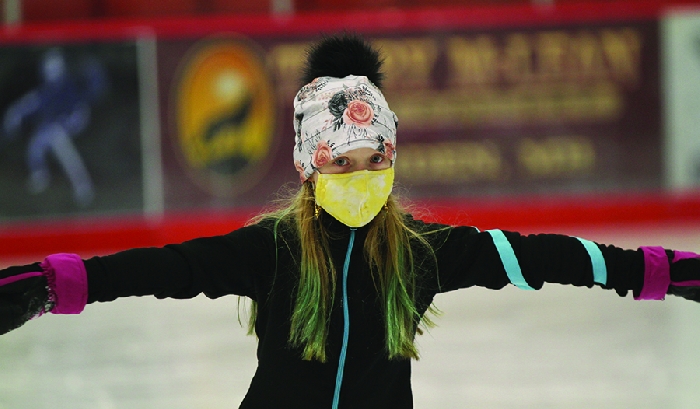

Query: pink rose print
left=343, top=100, right=373, bottom=127
left=294, top=160, right=307, bottom=183
left=383, top=141, right=396, bottom=161
left=312, top=140, right=333, bottom=168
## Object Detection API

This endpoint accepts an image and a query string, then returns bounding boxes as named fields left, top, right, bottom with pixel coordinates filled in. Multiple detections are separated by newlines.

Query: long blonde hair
left=247, top=183, right=442, bottom=362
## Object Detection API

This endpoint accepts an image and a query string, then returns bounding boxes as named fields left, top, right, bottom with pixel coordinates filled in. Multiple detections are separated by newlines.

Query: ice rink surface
left=2, top=222, right=700, bottom=409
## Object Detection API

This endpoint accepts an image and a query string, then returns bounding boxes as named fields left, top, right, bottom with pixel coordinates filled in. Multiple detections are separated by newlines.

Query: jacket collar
left=318, top=210, right=371, bottom=240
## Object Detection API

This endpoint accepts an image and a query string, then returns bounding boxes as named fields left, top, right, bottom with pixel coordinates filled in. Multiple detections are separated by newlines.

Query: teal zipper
left=331, top=228, right=356, bottom=409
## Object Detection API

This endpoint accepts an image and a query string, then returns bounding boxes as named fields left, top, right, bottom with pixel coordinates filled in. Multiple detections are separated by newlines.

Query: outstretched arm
left=0, top=224, right=276, bottom=335
left=435, top=227, right=699, bottom=301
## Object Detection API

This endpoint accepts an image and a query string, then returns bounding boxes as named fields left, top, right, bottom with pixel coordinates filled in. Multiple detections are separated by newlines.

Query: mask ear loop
left=310, top=179, right=321, bottom=219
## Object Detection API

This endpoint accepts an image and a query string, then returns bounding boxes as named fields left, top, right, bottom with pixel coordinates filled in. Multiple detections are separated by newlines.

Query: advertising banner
left=0, top=40, right=146, bottom=221
left=158, top=20, right=662, bottom=210
left=158, top=36, right=284, bottom=210
left=384, top=23, right=661, bottom=198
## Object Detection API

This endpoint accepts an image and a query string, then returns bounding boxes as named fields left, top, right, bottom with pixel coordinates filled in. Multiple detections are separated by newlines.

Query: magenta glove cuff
left=40, top=253, right=88, bottom=314
left=635, top=246, right=670, bottom=301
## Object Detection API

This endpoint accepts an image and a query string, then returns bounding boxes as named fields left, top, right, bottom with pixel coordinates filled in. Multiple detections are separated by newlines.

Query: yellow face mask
left=315, top=167, right=394, bottom=228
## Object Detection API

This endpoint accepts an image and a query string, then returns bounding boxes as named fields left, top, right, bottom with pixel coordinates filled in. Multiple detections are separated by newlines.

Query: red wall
left=17, top=0, right=700, bottom=23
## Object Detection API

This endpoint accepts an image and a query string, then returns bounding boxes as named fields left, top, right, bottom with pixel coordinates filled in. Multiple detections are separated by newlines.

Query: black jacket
left=84, top=214, right=643, bottom=409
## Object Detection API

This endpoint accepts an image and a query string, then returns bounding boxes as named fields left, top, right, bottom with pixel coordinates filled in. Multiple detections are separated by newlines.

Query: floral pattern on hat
left=292, top=75, right=398, bottom=182
left=294, top=160, right=307, bottom=183
left=382, top=140, right=396, bottom=161
left=343, top=100, right=374, bottom=127
left=312, top=140, right=333, bottom=168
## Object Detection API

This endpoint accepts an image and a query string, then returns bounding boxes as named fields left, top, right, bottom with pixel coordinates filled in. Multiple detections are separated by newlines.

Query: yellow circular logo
left=174, top=38, right=275, bottom=197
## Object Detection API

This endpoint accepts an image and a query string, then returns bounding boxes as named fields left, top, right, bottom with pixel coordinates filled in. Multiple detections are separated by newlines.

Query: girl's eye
left=370, top=154, right=384, bottom=164
left=333, top=157, right=349, bottom=166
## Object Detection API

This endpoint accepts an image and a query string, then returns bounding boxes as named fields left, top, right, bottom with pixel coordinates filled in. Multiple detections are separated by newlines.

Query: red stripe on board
left=0, top=209, right=257, bottom=259
left=419, top=191, right=700, bottom=230
left=1, top=192, right=699, bottom=260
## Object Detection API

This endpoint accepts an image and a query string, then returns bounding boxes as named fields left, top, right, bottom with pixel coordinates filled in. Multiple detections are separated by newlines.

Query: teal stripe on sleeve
left=486, top=229, right=535, bottom=290
left=576, top=237, right=608, bottom=286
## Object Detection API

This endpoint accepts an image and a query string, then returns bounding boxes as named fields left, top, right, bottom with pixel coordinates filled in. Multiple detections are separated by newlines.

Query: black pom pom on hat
left=301, top=33, right=384, bottom=89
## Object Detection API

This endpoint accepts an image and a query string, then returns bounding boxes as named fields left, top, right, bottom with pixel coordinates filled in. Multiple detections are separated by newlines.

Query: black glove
left=667, top=251, right=700, bottom=302
left=0, top=263, right=53, bottom=335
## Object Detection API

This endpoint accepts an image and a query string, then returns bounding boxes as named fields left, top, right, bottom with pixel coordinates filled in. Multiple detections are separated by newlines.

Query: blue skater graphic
left=2, top=48, right=106, bottom=207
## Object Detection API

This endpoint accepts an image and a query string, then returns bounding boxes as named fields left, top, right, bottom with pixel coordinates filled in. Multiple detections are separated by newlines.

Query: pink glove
left=636, top=247, right=700, bottom=301
left=0, top=254, right=87, bottom=335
